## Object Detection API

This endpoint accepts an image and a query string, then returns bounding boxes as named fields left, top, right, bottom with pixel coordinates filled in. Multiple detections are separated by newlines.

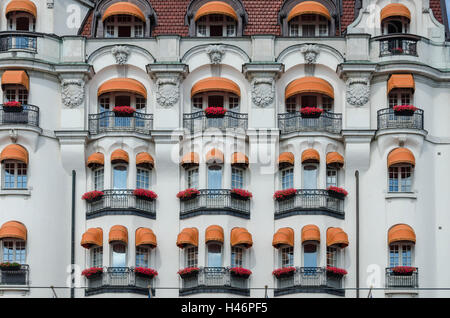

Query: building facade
left=0, top=0, right=449, bottom=298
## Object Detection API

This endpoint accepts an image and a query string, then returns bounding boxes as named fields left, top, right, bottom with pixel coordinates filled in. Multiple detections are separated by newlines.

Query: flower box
left=393, top=105, right=418, bottom=117
left=134, top=267, right=158, bottom=279
left=230, top=189, right=253, bottom=201
left=300, top=107, right=323, bottom=118
left=273, top=188, right=296, bottom=201
left=113, top=106, right=136, bottom=117
left=391, top=47, right=404, bottom=54
left=0, top=262, right=21, bottom=271
left=134, top=189, right=157, bottom=201
left=3, top=101, right=23, bottom=113
left=81, top=190, right=104, bottom=203
left=81, top=267, right=103, bottom=279
left=327, top=186, right=348, bottom=199
left=326, top=266, right=347, bottom=277
left=272, top=267, right=296, bottom=278
left=177, top=188, right=200, bottom=201
left=204, top=107, right=227, bottom=118
left=391, top=266, right=416, bottom=276
left=230, top=267, right=252, bottom=278
left=177, top=267, right=200, bottom=278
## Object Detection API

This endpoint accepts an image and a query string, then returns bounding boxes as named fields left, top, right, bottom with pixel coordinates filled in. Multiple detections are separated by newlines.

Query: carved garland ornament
left=61, top=80, right=85, bottom=108
left=251, top=78, right=275, bottom=108
left=346, top=78, right=370, bottom=106
left=156, top=78, right=180, bottom=108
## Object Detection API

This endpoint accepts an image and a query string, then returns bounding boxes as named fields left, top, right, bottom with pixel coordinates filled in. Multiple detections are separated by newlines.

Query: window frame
left=186, top=167, right=199, bottom=189
left=382, top=16, right=409, bottom=35
left=388, top=89, right=413, bottom=108
left=326, top=246, right=339, bottom=268
left=112, top=163, right=128, bottom=190
left=1, top=239, right=26, bottom=264
left=302, top=163, right=318, bottom=190
left=231, top=246, right=244, bottom=268
left=2, top=160, right=28, bottom=190
left=185, top=246, right=198, bottom=268
left=98, top=92, right=147, bottom=112
left=136, top=167, right=151, bottom=190
left=288, top=14, right=329, bottom=37
left=110, top=241, right=127, bottom=268
left=281, top=167, right=294, bottom=190
left=326, top=167, right=338, bottom=188
left=93, top=167, right=104, bottom=191
left=7, top=12, right=35, bottom=32
left=231, top=166, right=245, bottom=189
left=388, top=164, right=413, bottom=193
left=302, top=241, right=319, bottom=268
left=206, top=242, right=223, bottom=268
left=91, top=246, right=103, bottom=268
left=136, top=246, right=151, bottom=268
left=3, top=85, right=28, bottom=104
left=389, top=243, right=414, bottom=267
left=279, top=245, right=294, bottom=268
left=103, top=14, right=145, bottom=38
left=285, top=93, right=333, bottom=112
left=195, top=14, right=237, bottom=37
left=191, top=91, right=240, bottom=111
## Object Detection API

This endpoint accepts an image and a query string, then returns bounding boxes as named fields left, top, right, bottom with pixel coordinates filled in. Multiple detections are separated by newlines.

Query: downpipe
left=355, top=170, right=360, bottom=298
left=71, top=170, right=76, bottom=298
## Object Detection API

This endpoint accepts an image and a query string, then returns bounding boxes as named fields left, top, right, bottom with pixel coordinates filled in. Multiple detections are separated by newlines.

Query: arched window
left=6, top=0, right=37, bottom=32
left=278, top=152, right=295, bottom=190
left=135, top=228, right=157, bottom=268
left=205, top=225, right=224, bottom=267
left=191, top=77, right=241, bottom=111
left=301, top=149, right=320, bottom=190
left=380, top=4, right=411, bottom=35
left=0, top=221, right=27, bottom=265
left=231, top=152, right=248, bottom=189
left=273, top=228, right=295, bottom=268
left=326, top=152, right=344, bottom=188
left=388, top=224, right=416, bottom=268
left=111, top=149, right=129, bottom=190
left=387, top=148, right=415, bottom=193
left=87, top=152, right=105, bottom=191
left=109, top=225, right=128, bottom=268
left=181, top=152, right=200, bottom=189
left=1, top=70, right=29, bottom=105
left=206, top=148, right=224, bottom=190
left=230, top=228, right=252, bottom=268
left=177, top=228, right=199, bottom=268
left=136, top=152, right=154, bottom=190
left=0, top=144, right=28, bottom=190
left=387, top=74, right=415, bottom=108
left=97, top=78, right=147, bottom=112
left=285, top=77, right=334, bottom=113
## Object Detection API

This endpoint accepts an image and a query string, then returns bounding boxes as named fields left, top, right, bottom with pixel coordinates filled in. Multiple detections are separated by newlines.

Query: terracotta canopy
left=287, top=1, right=331, bottom=21
left=278, top=152, right=294, bottom=167
left=326, top=152, right=344, bottom=168
left=136, top=152, right=154, bottom=169
left=326, top=227, right=349, bottom=248
left=230, top=227, right=253, bottom=248
left=388, top=148, right=415, bottom=167
left=302, top=149, right=320, bottom=164
left=381, top=3, right=411, bottom=21
left=0, top=144, right=28, bottom=164
left=301, top=225, right=320, bottom=243
left=111, top=149, right=129, bottom=164
left=135, top=227, right=157, bottom=248
left=181, top=152, right=199, bottom=167
left=6, top=0, right=37, bottom=17
left=81, top=228, right=103, bottom=249
left=387, top=74, right=415, bottom=93
left=206, top=148, right=224, bottom=164
left=87, top=152, right=104, bottom=168
left=388, top=224, right=416, bottom=245
left=272, top=227, right=294, bottom=248
left=191, top=77, right=240, bottom=97
left=98, top=78, right=147, bottom=98
left=194, top=1, right=238, bottom=21
left=205, top=225, right=224, bottom=243
left=102, top=2, right=146, bottom=22
left=177, top=227, right=199, bottom=248
left=109, top=225, right=128, bottom=244
left=0, top=221, right=27, bottom=241
left=231, top=152, right=249, bottom=167
left=286, top=77, right=334, bottom=100
left=1, top=70, right=29, bottom=91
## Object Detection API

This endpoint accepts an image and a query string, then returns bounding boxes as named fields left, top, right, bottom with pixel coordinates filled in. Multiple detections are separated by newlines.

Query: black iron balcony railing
left=275, top=189, right=345, bottom=220
left=86, top=189, right=156, bottom=220
left=377, top=108, right=424, bottom=131
left=377, top=34, right=420, bottom=57
left=0, top=104, right=39, bottom=127
left=180, top=189, right=250, bottom=219
left=0, top=264, right=29, bottom=286
left=85, top=267, right=154, bottom=296
left=0, top=32, right=37, bottom=52
left=274, top=267, right=344, bottom=297
left=278, top=111, right=342, bottom=135
left=88, top=111, right=153, bottom=135
left=183, top=111, right=248, bottom=134
left=180, top=267, right=250, bottom=296
left=385, top=267, right=418, bottom=289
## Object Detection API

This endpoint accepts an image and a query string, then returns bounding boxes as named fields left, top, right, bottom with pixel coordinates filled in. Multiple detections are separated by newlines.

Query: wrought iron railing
left=275, top=267, right=343, bottom=293
left=180, top=267, right=249, bottom=294
left=88, top=111, right=153, bottom=135
left=0, top=104, right=39, bottom=127
left=180, top=189, right=250, bottom=219
left=183, top=111, right=248, bottom=134
left=0, top=264, right=29, bottom=285
left=377, top=108, right=424, bottom=130
left=275, top=189, right=345, bottom=219
left=385, top=267, right=418, bottom=288
left=378, top=34, right=419, bottom=57
left=278, top=111, right=342, bottom=135
left=0, top=33, right=37, bottom=52
left=86, top=189, right=156, bottom=219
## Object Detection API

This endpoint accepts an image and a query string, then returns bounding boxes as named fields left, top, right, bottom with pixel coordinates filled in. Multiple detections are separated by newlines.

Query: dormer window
left=5, top=0, right=37, bottom=32
left=104, top=14, right=144, bottom=38
left=380, top=4, right=411, bottom=35
left=196, top=14, right=236, bottom=37
left=289, top=14, right=328, bottom=37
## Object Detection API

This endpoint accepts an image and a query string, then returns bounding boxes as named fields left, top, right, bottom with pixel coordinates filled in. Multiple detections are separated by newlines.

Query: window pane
left=281, top=168, right=294, bottom=189
left=303, top=244, right=317, bottom=267
left=136, top=168, right=150, bottom=189
left=281, top=246, right=294, bottom=267
left=91, top=247, right=103, bottom=267
left=113, top=165, right=127, bottom=189
left=326, top=168, right=338, bottom=187
left=94, top=168, right=104, bottom=191
left=187, top=168, right=199, bottom=189
left=207, top=244, right=222, bottom=267
left=111, top=244, right=126, bottom=267
left=303, top=165, right=317, bottom=189
left=400, top=166, right=412, bottom=192
left=231, top=247, right=243, bottom=267
left=136, top=247, right=149, bottom=267
left=2, top=241, right=14, bottom=262
left=186, top=247, right=198, bottom=267
left=327, top=247, right=337, bottom=267
left=208, top=166, right=222, bottom=189
left=389, top=245, right=399, bottom=267
left=389, top=167, right=399, bottom=192
left=231, top=167, right=244, bottom=189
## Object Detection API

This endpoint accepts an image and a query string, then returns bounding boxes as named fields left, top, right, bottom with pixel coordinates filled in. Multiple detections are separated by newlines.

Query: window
left=185, top=246, right=198, bottom=268
left=196, top=14, right=237, bottom=37
left=192, top=92, right=239, bottom=111
left=207, top=243, right=222, bottom=267
left=289, top=15, right=328, bottom=37
left=91, top=247, right=103, bottom=268
left=327, top=247, right=338, bottom=267
left=389, top=244, right=412, bottom=267
left=187, top=168, right=199, bottom=189
left=208, top=165, right=222, bottom=189
left=3, top=161, right=27, bottom=189
left=113, top=165, right=128, bottom=189
left=303, top=164, right=318, bottom=189
left=4, top=86, right=28, bottom=104
left=136, top=168, right=150, bottom=189
left=389, top=165, right=412, bottom=192
left=326, top=168, right=338, bottom=188
left=285, top=94, right=333, bottom=112
left=94, top=168, right=104, bottom=191
left=7, top=12, right=35, bottom=32
left=280, top=246, right=294, bottom=268
left=104, top=15, right=145, bottom=38
left=231, top=246, right=243, bottom=267
left=98, top=93, right=146, bottom=111
left=388, top=89, right=412, bottom=108
left=281, top=168, right=294, bottom=190
left=136, top=246, right=150, bottom=267
left=231, top=167, right=244, bottom=189
left=382, top=17, right=409, bottom=35
left=2, top=240, right=26, bottom=264
left=303, top=243, right=318, bottom=268
left=111, top=243, right=127, bottom=267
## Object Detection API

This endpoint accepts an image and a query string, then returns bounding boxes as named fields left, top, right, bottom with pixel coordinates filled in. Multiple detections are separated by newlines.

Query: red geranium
left=327, top=186, right=348, bottom=197
left=392, top=47, right=404, bottom=53
left=393, top=105, right=418, bottom=112
left=177, top=267, right=200, bottom=277
left=134, top=267, right=158, bottom=278
left=273, top=188, right=296, bottom=201
left=113, top=106, right=136, bottom=115
left=300, top=107, right=323, bottom=116
left=230, top=267, right=252, bottom=278
left=272, top=267, right=296, bottom=278
left=81, top=267, right=103, bottom=278
left=81, top=190, right=104, bottom=202
left=177, top=188, right=200, bottom=200
left=230, top=189, right=253, bottom=200
left=134, top=189, right=158, bottom=201
left=392, top=266, right=416, bottom=274
left=3, top=101, right=22, bottom=107
left=204, top=107, right=227, bottom=117
left=326, top=266, right=348, bottom=276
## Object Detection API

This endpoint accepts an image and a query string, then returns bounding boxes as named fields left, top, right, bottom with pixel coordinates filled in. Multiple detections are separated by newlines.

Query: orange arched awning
left=136, top=227, right=157, bottom=248
left=111, top=149, right=129, bottom=164
left=278, top=152, right=294, bottom=167
left=272, top=227, right=294, bottom=249
left=191, top=77, right=240, bottom=97
left=177, top=227, right=199, bottom=248
left=326, top=152, right=344, bottom=168
left=230, top=227, right=253, bottom=248
left=87, top=152, right=104, bottom=168
left=98, top=78, right=147, bottom=99
left=381, top=3, right=411, bottom=22
left=205, top=225, right=224, bottom=244
left=388, top=224, right=416, bottom=245
left=231, top=152, right=249, bottom=167
left=301, top=225, right=320, bottom=243
left=194, top=1, right=238, bottom=21
left=302, top=149, right=320, bottom=164
left=109, top=225, right=128, bottom=244
left=387, top=74, right=415, bottom=93
left=102, top=2, right=146, bottom=22
left=287, top=1, right=331, bottom=21
left=0, top=221, right=27, bottom=241
left=2, top=70, right=29, bottom=91
left=206, top=148, right=224, bottom=164
left=327, top=227, right=349, bottom=248
left=286, top=77, right=334, bottom=100
left=136, top=152, right=154, bottom=169
left=5, top=0, right=37, bottom=17
left=181, top=152, right=199, bottom=167
left=388, top=148, right=415, bottom=167
left=81, top=228, right=103, bottom=249
left=0, top=144, right=28, bottom=164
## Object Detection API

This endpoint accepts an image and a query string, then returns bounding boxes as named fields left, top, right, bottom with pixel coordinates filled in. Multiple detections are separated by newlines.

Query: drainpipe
left=71, top=170, right=76, bottom=298
left=355, top=170, right=360, bottom=298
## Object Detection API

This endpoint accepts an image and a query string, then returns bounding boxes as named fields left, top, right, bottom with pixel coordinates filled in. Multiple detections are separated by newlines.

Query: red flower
left=81, top=191, right=104, bottom=201
left=272, top=267, right=296, bottom=278
left=3, top=101, right=22, bottom=107
left=273, top=188, right=296, bottom=201
left=134, top=267, right=158, bottom=278
left=391, top=266, right=416, bottom=274
left=81, top=267, right=103, bottom=278
left=230, top=189, right=253, bottom=200
left=204, top=107, right=227, bottom=117
left=134, top=189, right=157, bottom=200
left=392, top=47, right=404, bottom=53
left=327, top=186, right=348, bottom=197
left=176, top=188, right=200, bottom=200
left=177, top=267, right=200, bottom=276
left=230, top=267, right=252, bottom=277
left=113, top=106, right=136, bottom=115
left=300, top=107, right=323, bottom=115
left=393, top=105, right=418, bottom=112
left=326, top=266, right=348, bottom=276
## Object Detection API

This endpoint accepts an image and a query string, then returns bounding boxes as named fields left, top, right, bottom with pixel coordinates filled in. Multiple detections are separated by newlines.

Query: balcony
left=275, top=189, right=345, bottom=220
left=179, top=267, right=250, bottom=296
left=385, top=267, right=418, bottom=289
left=278, top=112, right=342, bottom=136
left=180, top=189, right=250, bottom=219
left=377, top=34, right=420, bottom=57
left=88, top=111, right=153, bottom=136
left=183, top=111, right=248, bottom=134
left=85, top=267, right=154, bottom=296
left=377, top=108, right=424, bottom=131
left=0, top=32, right=37, bottom=53
left=86, top=189, right=156, bottom=220
left=0, top=104, right=39, bottom=128
left=274, top=267, right=344, bottom=297
left=0, top=265, right=29, bottom=286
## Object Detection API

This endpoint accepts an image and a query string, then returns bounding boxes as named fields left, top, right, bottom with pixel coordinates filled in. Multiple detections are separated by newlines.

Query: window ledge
left=385, top=192, right=417, bottom=200
left=0, top=189, right=31, bottom=196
